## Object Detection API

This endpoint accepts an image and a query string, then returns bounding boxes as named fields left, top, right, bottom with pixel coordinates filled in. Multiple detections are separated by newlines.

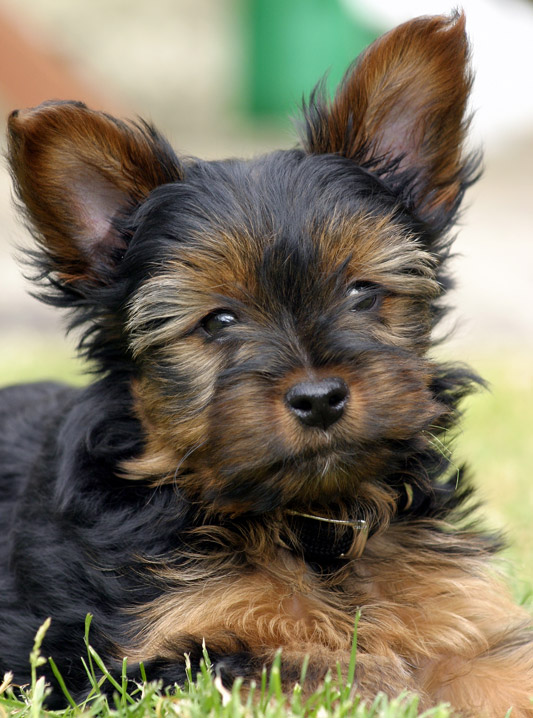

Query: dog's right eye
left=200, top=310, right=238, bottom=337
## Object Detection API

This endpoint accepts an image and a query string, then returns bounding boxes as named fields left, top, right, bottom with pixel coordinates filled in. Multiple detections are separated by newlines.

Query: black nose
left=285, top=378, right=349, bottom=430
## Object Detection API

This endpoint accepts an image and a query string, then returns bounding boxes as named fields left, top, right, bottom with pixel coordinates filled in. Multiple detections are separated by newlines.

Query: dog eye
left=201, top=310, right=238, bottom=337
left=347, top=282, right=381, bottom=311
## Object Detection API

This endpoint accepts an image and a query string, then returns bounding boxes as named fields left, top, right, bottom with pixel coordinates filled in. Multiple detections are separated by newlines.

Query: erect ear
left=7, top=101, right=182, bottom=284
left=301, top=13, right=477, bottom=227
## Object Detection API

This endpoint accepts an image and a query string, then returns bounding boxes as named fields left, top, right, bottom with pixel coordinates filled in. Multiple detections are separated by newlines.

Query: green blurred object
left=246, top=0, right=380, bottom=118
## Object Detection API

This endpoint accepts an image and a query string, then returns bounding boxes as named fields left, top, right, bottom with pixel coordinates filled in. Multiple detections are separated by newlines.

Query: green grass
left=0, top=334, right=87, bottom=387
left=0, top=340, right=531, bottom=716
left=454, top=353, right=533, bottom=591
left=0, top=615, right=455, bottom=718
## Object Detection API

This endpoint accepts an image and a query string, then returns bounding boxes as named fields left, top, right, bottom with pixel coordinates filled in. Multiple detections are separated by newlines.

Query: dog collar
left=280, top=509, right=370, bottom=561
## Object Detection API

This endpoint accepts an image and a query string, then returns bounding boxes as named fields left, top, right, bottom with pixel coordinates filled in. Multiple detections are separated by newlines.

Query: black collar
left=277, top=479, right=453, bottom=562
left=279, top=509, right=373, bottom=562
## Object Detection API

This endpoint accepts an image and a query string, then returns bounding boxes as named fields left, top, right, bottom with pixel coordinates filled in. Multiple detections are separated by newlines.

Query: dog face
left=123, top=156, right=445, bottom=514
left=7, top=14, right=477, bottom=515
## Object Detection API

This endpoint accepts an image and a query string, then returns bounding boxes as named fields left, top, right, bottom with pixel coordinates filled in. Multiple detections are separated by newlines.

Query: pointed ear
left=7, top=101, right=182, bottom=284
left=301, top=13, right=478, bottom=227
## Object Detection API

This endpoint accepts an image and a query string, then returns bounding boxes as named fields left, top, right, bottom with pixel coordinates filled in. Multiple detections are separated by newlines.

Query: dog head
left=7, top=14, right=478, bottom=516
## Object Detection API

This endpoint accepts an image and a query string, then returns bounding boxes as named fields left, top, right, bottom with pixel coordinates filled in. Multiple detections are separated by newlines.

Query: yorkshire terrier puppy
left=1, top=12, right=532, bottom=716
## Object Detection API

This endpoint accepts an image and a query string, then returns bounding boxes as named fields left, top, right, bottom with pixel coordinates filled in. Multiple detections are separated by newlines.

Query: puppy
left=1, top=12, right=532, bottom=716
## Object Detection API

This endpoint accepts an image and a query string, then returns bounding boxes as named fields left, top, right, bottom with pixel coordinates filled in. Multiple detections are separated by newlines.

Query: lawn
left=0, top=340, right=531, bottom=716
left=454, top=352, right=533, bottom=593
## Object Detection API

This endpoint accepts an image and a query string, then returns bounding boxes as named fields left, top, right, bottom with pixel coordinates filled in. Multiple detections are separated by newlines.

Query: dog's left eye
left=201, top=310, right=238, bottom=337
left=347, top=282, right=382, bottom=311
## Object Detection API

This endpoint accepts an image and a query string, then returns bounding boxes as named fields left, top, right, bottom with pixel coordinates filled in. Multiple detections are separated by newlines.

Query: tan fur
left=121, top=523, right=533, bottom=716
left=122, top=209, right=446, bottom=508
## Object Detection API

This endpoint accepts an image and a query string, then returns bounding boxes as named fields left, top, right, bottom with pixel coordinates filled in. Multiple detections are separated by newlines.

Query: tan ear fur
left=7, top=101, right=182, bottom=283
left=302, top=13, right=474, bottom=223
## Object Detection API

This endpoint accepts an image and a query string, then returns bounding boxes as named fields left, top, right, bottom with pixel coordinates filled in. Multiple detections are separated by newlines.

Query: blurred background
left=0, top=0, right=531, bottom=582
